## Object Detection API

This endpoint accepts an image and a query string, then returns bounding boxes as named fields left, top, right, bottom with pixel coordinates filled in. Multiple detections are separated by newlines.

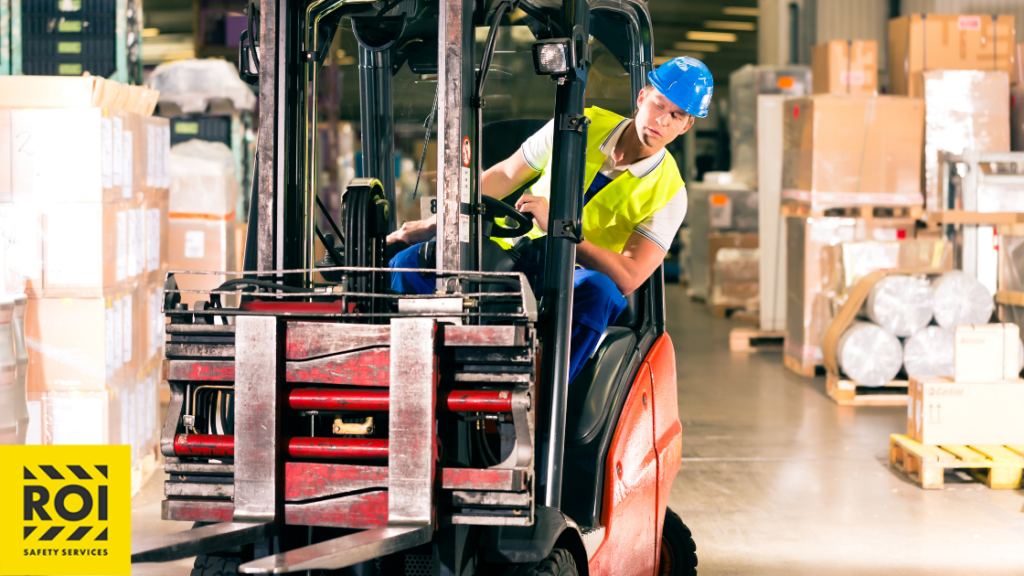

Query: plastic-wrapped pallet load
left=147, top=59, right=257, bottom=114
left=728, top=65, right=811, bottom=187
left=932, top=270, right=994, bottom=328
left=782, top=95, right=925, bottom=209
left=836, top=321, right=904, bottom=387
left=903, top=326, right=954, bottom=378
left=711, top=248, right=759, bottom=310
left=864, top=275, right=933, bottom=337
left=922, top=70, right=1010, bottom=212
left=168, top=139, right=239, bottom=309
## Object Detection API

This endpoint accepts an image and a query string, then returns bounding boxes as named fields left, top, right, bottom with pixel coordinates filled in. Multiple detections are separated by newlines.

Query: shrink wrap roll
left=837, top=321, right=903, bottom=386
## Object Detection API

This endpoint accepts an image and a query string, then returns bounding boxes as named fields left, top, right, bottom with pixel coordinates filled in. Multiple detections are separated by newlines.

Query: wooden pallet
left=783, top=354, right=824, bottom=377
left=826, top=371, right=908, bottom=406
left=729, top=327, right=785, bottom=352
left=781, top=202, right=922, bottom=220
left=889, top=434, right=1024, bottom=489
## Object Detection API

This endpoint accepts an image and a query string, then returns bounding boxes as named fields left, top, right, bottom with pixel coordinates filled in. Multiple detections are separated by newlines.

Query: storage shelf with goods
left=2, top=0, right=143, bottom=83
left=0, top=76, right=168, bottom=477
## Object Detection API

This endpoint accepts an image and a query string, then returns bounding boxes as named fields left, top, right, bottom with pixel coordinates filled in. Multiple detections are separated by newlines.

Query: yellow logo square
left=0, top=445, right=131, bottom=576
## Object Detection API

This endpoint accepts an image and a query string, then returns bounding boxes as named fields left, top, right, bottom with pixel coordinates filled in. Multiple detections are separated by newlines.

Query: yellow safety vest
left=494, top=106, right=684, bottom=254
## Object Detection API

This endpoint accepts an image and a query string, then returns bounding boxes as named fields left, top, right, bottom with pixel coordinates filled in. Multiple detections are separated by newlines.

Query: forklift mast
left=132, top=0, right=661, bottom=573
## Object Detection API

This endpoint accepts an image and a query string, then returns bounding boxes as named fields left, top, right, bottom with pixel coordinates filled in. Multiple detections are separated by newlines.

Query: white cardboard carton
left=954, top=324, right=1021, bottom=382
left=910, top=376, right=1024, bottom=445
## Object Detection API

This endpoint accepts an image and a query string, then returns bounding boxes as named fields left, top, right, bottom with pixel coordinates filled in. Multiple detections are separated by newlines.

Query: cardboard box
left=24, top=288, right=136, bottom=391
left=784, top=217, right=917, bottom=366
left=954, top=324, right=1021, bottom=382
left=1, top=107, right=121, bottom=203
left=145, top=190, right=170, bottom=286
left=922, top=70, right=1010, bottom=212
left=909, top=375, right=1024, bottom=445
left=783, top=95, right=924, bottom=199
left=888, top=14, right=1016, bottom=97
left=811, top=40, right=878, bottom=95
left=1013, top=43, right=1024, bottom=85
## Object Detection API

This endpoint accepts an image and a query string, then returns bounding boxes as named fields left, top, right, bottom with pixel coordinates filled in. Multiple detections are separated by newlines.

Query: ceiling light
left=672, top=42, right=720, bottom=52
left=657, top=51, right=706, bottom=65
left=686, top=31, right=737, bottom=42
left=722, top=7, right=759, bottom=17
left=142, top=27, right=160, bottom=37
left=704, top=20, right=756, bottom=31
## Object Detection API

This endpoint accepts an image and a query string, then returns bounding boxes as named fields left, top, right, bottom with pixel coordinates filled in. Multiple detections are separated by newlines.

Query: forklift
left=131, top=0, right=695, bottom=574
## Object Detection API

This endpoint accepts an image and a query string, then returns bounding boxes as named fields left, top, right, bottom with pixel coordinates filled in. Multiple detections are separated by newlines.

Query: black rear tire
left=190, top=554, right=242, bottom=576
left=658, top=508, right=698, bottom=576
left=509, top=548, right=579, bottom=576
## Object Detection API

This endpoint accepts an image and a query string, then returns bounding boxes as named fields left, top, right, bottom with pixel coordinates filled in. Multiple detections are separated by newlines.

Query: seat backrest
left=482, top=119, right=550, bottom=169
left=612, top=290, right=638, bottom=328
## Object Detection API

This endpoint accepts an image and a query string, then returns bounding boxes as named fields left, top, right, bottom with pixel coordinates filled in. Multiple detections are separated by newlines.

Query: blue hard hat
left=647, top=56, right=714, bottom=118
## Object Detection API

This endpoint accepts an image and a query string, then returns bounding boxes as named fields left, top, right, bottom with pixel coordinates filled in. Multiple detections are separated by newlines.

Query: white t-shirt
left=520, top=118, right=687, bottom=252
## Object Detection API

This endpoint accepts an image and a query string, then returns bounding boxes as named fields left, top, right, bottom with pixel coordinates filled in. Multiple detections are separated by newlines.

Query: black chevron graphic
left=23, top=467, right=36, bottom=480
left=24, top=526, right=37, bottom=539
left=67, top=465, right=92, bottom=480
left=40, top=527, right=63, bottom=541
left=95, top=528, right=108, bottom=541
left=39, top=465, right=64, bottom=480
left=67, top=526, right=92, bottom=541
left=95, top=465, right=108, bottom=479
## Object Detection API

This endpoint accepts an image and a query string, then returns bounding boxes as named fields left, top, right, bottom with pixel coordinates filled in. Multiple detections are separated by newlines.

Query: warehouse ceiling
left=140, top=0, right=759, bottom=80
left=650, top=0, right=759, bottom=84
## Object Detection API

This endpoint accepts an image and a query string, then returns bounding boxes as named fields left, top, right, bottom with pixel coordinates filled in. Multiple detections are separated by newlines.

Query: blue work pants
left=390, top=241, right=627, bottom=383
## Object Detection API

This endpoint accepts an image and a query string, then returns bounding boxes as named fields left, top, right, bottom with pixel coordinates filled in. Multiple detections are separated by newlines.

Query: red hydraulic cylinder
left=174, top=433, right=235, bottom=457
left=289, top=389, right=389, bottom=411
left=445, top=390, right=512, bottom=413
left=287, top=437, right=389, bottom=460
left=287, top=388, right=513, bottom=413
left=173, top=434, right=388, bottom=460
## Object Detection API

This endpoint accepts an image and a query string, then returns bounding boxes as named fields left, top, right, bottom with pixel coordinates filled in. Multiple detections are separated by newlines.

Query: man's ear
left=636, top=86, right=647, bottom=109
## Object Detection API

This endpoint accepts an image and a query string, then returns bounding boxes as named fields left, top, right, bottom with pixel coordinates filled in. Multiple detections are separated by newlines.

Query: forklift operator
left=388, top=56, right=713, bottom=382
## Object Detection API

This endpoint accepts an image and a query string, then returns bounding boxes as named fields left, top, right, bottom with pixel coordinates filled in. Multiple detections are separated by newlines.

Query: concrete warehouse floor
left=131, top=284, right=1024, bottom=575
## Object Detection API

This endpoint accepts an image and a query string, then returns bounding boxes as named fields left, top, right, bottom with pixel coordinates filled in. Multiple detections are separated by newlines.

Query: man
left=388, top=56, right=713, bottom=382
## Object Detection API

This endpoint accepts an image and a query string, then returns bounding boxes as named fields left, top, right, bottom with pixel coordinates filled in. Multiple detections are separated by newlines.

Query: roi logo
left=0, top=445, right=130, bottom=576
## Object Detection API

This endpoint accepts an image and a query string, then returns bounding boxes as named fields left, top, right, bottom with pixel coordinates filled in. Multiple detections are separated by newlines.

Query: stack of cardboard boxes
left=910, top=323, right=1024, bottom=446
left=781, top=15, right=1015, bottom=376
left=0, top=76, right=169, bottom=474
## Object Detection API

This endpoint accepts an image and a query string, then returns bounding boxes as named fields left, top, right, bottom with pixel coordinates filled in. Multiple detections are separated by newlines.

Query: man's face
left=634, top=86, right=695, bottom=149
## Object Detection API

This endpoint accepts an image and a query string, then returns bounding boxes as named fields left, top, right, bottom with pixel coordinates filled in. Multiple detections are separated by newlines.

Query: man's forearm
left=575, top=240, right=646, bottom=295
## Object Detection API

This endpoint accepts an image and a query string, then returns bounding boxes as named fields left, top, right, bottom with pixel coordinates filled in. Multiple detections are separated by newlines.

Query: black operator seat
left=565, top=290, right=638, bottom=444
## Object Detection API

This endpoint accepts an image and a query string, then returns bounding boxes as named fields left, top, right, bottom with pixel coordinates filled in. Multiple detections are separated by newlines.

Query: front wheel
left=658, top=508, right=698, bottom=576
left=509, top=548, right=579, bottom=576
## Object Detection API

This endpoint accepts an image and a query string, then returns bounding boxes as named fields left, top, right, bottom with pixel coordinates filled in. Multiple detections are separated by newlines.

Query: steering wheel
left=482, top=196, right=534, bottom=238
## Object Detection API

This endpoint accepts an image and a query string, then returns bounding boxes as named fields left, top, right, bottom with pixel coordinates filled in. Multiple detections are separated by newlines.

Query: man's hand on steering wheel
left=386, top=218, right=436, bottom=245
left=514, top=194, right=548, bottom=232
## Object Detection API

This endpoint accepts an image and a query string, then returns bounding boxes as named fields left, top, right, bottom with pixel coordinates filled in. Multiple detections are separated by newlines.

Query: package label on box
left=46, top=204, right=102, bottom=287
left=113, top=297, right=123, bottom=370
left=102, top=116, right=113, bottom=189
left=123, top=293, right=132, bottom=364
left=184, top=230, right=205, bottom=258
left=49, top=394, right=106, bottom=445
left=147, top=208, right=160, bottom=272
left=128, top=209, right=139, bottom=278
left=117, top=210, right=127, bottom=281
left=149, top=290, right=158, bottom=359
left=709, top=194, right=733, bottom=228
left=123, top=131, right=133, bottom=198
left=113, top=115, right=123, bottom=187
left=105, top=305, right=115, bottom=379
left=163, top=125, right=171, bottom=188
left=135, top=208, right=146, bottom=275
left=147, top=126, right=155, bottom=188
